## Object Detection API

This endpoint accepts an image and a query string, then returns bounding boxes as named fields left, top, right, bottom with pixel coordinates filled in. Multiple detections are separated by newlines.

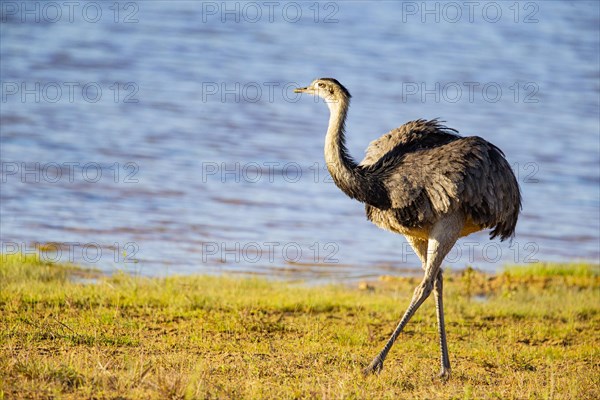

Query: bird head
left=294, top=78, right=352, bottom=104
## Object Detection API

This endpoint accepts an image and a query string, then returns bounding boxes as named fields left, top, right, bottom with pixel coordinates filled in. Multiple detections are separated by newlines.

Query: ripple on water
left=1, top=2, right=598, bottom=280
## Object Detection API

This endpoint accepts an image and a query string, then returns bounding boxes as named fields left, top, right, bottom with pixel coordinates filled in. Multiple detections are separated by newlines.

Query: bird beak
left=294, top=86, right=309, bottom=93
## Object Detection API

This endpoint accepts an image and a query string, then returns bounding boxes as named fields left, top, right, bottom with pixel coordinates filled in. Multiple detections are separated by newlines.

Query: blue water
left=1, top=1, right=599, bottom=281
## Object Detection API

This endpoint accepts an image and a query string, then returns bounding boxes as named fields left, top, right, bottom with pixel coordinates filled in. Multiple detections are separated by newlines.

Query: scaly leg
left=363, top=215, right=462, bottom=375
left=410, top=237, right=451, bottom=379
left=434, top=268, right=451, bottom=380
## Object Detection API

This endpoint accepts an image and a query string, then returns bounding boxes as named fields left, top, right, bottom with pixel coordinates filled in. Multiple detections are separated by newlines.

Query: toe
left=362, top=358, right=384, bottom=376
left=438, top=368, right=451, bottom=381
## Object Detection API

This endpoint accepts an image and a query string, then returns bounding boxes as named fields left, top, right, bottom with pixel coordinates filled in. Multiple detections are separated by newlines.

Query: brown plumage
left=294, top=78, right=521, bottom=379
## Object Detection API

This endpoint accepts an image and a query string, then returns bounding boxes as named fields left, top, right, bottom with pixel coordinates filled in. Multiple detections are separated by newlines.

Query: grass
left=1, top=254, right=599, bottom=399
left=503, top=262, right=599, bottom=277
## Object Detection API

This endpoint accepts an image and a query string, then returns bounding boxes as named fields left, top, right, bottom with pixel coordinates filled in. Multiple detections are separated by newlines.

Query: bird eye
left=317, top=82, right=325, bottom=88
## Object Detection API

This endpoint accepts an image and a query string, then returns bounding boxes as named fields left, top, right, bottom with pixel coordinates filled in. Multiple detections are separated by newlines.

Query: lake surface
left=1, top=1, right=599, bottom=282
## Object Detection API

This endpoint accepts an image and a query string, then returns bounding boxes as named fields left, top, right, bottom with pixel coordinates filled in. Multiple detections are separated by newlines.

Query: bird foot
left=362, top=357, right=384, bottom=376
left=437, top=368, right=451, bottom=381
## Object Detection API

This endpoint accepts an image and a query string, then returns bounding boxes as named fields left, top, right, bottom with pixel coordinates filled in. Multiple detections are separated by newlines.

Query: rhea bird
left=294, top=78, right=521, bottom=378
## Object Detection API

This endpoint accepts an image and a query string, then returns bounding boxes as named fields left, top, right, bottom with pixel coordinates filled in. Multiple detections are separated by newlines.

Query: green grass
left=1, top=254, right=599, bottom=399
left=503, top=262, right=599, bottom=277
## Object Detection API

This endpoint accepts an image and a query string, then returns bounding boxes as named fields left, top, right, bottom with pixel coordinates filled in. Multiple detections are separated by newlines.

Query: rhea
left=294, top=78, right=521, bottom=378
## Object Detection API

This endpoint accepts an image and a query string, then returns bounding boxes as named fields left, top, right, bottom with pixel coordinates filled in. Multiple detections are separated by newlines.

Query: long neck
left=324, top=99, right=391, bottom=209
left=324, top=99, right=358, bottom=185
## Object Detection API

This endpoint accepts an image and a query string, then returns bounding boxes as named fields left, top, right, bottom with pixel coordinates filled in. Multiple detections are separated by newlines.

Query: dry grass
left=1, top=254, right=599, bottom=399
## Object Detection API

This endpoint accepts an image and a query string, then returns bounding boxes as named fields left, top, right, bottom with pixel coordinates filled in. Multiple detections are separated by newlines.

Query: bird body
left=359, top=120, right=520, bottom=241
left=294, top=78, right=521, bottom=378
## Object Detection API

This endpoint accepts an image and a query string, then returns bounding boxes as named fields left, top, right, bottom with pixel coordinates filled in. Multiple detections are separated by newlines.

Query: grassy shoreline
left=1, top=254, right=599, bottom=399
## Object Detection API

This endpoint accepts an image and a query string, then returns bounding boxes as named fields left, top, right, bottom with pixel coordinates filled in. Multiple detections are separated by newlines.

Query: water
left=1, top=1, right=599, bottom=282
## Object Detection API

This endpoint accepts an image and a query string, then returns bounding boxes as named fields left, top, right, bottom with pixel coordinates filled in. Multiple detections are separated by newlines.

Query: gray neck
left=324, top=99, right=358, bottom=183
left=324, top=98, right=391, bottom=209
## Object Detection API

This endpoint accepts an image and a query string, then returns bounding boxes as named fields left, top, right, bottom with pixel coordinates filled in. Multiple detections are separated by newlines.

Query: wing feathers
left=360, top=120, right=521, bottom=239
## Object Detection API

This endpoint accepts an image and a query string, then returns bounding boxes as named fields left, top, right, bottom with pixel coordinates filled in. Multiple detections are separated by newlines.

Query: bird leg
left=363, top=215, right=462, bottom=376
left=434, top=268, right=451, bottom=380
left=363, top=269, right=436, bottom=375
left=406, top=236, right=428, bottom=269
left=408, top=237, right=450, bottom=378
